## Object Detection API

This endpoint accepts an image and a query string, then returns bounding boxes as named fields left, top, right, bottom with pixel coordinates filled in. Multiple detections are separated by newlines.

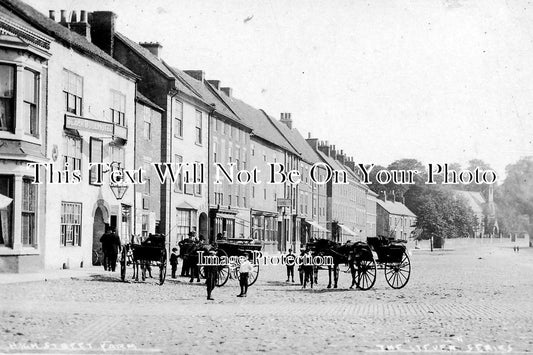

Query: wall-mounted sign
left=277, top=198, right=291, bottom=208
left=65, top=114, right=113, bottom=135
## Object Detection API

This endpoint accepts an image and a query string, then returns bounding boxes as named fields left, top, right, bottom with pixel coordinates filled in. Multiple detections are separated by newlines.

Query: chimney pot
left=60, top=10, right=67, bottom=23
left=308, top=132, right=311, bottom=139
left=49, top=10, right=56, bottom=21
left=221, top=87, right=233, bottom=97
left=71, top=10, right=77, bottom=23
left=80, top=10, right=87, bottom=23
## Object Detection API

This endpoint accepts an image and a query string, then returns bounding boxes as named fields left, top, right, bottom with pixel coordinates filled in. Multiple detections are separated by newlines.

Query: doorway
left=92, top=206, right=106, bottom=265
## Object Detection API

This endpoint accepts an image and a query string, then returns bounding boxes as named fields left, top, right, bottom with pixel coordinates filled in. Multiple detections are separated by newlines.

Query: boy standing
left=237, top=252, right=253, bottom=297
left=170, top=247, right=179, bottom=279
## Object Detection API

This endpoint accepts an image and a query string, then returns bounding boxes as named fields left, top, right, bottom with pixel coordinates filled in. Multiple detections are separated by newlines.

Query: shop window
left=60, top=202, right=82, bottom=246
left=63, top=69, right=83, bottom=116
left=175, top=209, right=197, bottom=240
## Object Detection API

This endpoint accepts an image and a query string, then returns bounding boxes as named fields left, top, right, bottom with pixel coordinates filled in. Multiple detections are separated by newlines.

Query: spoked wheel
left=216, top=249, right=229, bottom=287
left=120, top=248, right=127, bottom=281
left=355, top=259, right=377, bottom=290
left=159, top=249, right=167, bottom=285
left=385, top=251, right=411, bottom=289
left=246, top=263, right=260, bottom=286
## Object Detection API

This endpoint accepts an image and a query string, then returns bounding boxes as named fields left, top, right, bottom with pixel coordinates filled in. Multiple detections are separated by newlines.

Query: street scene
left=1, top=0, right=533, bottom=353
left=1, top=244, right=532, bottom=353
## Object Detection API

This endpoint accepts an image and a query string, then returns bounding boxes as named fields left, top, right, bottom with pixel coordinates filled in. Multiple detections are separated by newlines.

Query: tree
left=496, top=157, right=533, bottom=236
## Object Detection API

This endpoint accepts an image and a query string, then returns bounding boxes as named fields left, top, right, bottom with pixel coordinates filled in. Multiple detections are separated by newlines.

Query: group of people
left=285, top=248, right=317, bottom=289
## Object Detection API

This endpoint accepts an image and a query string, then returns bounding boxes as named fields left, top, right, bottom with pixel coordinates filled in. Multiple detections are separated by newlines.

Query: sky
left=25, top=0, right=533, bottom=180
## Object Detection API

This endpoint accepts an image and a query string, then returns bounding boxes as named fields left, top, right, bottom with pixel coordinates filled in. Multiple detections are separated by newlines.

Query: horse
left=181, top=240, right=215, bottom=282
left=309, top=239, right=373, bottom=289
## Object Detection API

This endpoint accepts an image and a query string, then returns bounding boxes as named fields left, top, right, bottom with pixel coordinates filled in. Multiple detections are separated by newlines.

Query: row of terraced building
left=0, top=0, right=416, bottom=272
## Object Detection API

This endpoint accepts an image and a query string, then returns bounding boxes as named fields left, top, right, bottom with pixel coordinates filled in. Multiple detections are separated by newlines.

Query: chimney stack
left=70, top=10, right=91, bottom=40
left=140, top=42, right=163, bottom=60
left=89, top=11, right=117, bottom=55
left=207, top=80, right=221, bottom=90
left=184, top=70, right=205, bottom=82
left=280, top=112, right=293, bottom=129
left=49, top=10, right=56, bottom=21
left=306, top=137, right=319, bottom=150
left=60, top=10, right=67, bottom=24
left=221, top=87, right=233, bottom=97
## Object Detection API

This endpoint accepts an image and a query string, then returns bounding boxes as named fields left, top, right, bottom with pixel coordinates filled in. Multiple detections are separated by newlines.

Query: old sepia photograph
left=0, top=0, right=532, bottom=353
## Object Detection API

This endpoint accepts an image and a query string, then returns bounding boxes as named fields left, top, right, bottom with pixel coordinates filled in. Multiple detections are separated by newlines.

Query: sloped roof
left=165, top=65, right=244, bottom=125
left=115, top=33, right=205, bottom=102
left=136, top=91, right=163, bottom=112
left=376, top=199, right=417, bottom=217
left=281, top=126, right=322, bottom=164
left=453, top=190, right=485, bottom=214
left=218, top=96, right=297, bottom=154
left=0, top=0, right=136, bottom=79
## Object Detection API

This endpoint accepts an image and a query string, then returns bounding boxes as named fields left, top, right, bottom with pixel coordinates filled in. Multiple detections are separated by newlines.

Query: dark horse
left=180, top=240, right=214, bottom=282
left=309, top=239, right=375, bottom=290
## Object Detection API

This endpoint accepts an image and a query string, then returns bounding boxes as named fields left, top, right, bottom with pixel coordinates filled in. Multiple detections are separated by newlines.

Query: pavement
left=0, top=246, right=532, bottom=354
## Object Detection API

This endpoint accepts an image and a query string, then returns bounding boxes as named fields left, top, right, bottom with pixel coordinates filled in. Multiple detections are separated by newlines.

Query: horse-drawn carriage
left=120, top=234, right=168, bottom=285
left=213, top=238, right=262, bottom=287
left=308, top=235, right=411, bottom=290
left=181, top=237, right=261, bottom=287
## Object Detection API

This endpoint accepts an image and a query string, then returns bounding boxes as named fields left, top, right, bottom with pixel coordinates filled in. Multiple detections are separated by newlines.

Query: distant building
left=376, top=192, right=417, bottom=240
left=452, top=185, right=498, bottom=237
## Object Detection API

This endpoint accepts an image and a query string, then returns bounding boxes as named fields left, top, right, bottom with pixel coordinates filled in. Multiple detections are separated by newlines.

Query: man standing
left=204, top=250, right=218, bottom=301
left=107, top=228, right=121, bottom=272
left=100, top=225, right=112, bottom=271
left=286, top=248, right=295, bottom=282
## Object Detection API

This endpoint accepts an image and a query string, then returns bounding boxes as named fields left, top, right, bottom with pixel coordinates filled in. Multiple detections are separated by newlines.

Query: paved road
left=1, top=246, right=532, bottom=354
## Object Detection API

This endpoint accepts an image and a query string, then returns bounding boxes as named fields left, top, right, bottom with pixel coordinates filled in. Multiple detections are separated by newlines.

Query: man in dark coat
left=107, top=228, right=121, bottom=272
left=204, top=250, right=218, bottom=300
left=100, top=225, right=112, bottom=271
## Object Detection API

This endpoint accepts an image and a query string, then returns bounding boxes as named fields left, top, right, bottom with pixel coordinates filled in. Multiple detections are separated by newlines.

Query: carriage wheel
left=216, top=249, right=229, bottom=287
left=355, top=259, right=376, bottom=290
left=384, top=251, right=411, bottom=289
left=120, top=248, right=127, bottom=282
left=247, top=263, right=260, bottom=286
left=159, top=249, right=167, bottom=285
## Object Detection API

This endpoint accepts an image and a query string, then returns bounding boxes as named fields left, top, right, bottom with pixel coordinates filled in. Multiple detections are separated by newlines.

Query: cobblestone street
left=1, top=246, right=532, bottom=354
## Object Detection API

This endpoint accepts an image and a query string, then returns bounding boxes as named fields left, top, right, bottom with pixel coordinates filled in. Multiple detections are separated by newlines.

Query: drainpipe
left=207, top=105, right=216, bottom=243
left=168, top=90, right=179, bottom=255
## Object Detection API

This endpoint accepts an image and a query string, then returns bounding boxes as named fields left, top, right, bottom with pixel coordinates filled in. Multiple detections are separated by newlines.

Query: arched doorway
left=92, top=206, right=107, bottom=265
left=199, top=212, right=208, bottom=240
